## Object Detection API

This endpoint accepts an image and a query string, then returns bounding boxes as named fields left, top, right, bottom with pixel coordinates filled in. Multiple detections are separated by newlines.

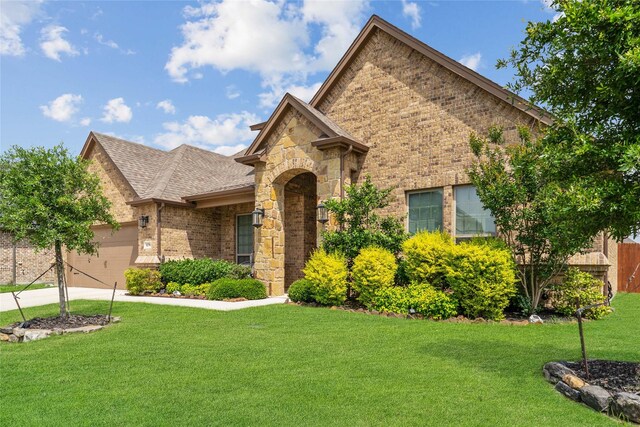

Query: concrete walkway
left=0, top=286, right=288, bottom=313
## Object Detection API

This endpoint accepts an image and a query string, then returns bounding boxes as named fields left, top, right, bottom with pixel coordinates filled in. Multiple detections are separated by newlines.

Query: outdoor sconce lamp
left=138, top=215, right=149, bottom=229
left=317, top=202, right=329, bottom=224
left=252, top=208, right=265, bottom=228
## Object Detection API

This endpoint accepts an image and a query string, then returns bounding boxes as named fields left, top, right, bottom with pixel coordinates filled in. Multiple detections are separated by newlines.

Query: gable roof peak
left=308, top=14, right=552, bottom=125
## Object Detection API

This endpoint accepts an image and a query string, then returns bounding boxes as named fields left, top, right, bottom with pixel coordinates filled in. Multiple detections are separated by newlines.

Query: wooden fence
left=618, top=242, right=640, bottom=293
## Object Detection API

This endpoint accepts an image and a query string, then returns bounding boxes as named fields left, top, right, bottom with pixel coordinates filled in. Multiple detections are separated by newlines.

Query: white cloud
left=101, top=97, right=133, bottom=123
left=154, top=111, right=260, bottom=153
left=80, top=117, right=91, bottom=126
left=165, top=0, right=368, bottom=107
left=1, top=0, right=43, bottom=56
left=40, top=25, right=79, bottom=61
left=459, top=52, right=482, bottom=71
left=40, top=93, right=83, bottom=122
left=94, top=32, right=136, bottom=55
left=156, top=99, right=176, bottom=115
left=401, top=0, right=422, bottom=29
left=226, top=85, right=240, bottom=100
left=540, top=0, right=563, bottom=22
left=95, top=33, right=118, bottom=49
left=258, top=81, right=322, bottom=108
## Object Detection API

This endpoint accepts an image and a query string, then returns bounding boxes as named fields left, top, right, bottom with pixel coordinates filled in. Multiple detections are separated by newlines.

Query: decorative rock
left=562, top=374, right=587, bottom=390
left=0, top=333, right=9, bottom=341
left=529, top=314, right=544, bottom=324
left=0, top=327, right=14, bottom=334
left=610, top=392, right=640, bottom=423
left=555, top=380, right=581, bottom=402
left=8, top=334, right=19, bottom=343
left=24, top=330, right=51, bottom=342
left=580, top=385, right=612, bottom=412
left=52, top=328, right=64, bottom=335
left=66, top=325, right=104, bottom=334
left=12, top=328, right=26, bottom=338
left=110, top=316, right=121, bottom=323
left=543, top=362, right=576, bottom=384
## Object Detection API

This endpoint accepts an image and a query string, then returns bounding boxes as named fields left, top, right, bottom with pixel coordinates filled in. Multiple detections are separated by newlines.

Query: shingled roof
left=83, top=132, right=254, bottom=205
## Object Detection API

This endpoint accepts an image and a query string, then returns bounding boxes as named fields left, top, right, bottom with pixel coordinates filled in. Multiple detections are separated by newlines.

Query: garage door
left=67, top=223, right=137, bottom=289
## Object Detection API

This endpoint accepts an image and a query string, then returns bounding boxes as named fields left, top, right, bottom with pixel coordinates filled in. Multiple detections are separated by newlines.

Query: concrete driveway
left=0, top=287, right=288, bottom=313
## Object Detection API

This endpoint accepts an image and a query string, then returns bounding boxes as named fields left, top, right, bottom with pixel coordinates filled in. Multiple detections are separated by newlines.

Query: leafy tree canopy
left=321, top=176, right=406, bottom=263
left=468, top=126, right=596, bottom=312
left=498, top=0, right=640, bottom=240
left=0, top=144, right=118, bottom=252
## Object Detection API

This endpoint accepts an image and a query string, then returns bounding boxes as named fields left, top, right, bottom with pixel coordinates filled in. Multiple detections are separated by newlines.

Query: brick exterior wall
left=216, top=202, right=254, bottom=263
left=0, top=232, right=56, bottom=284
left=162, top=205, right=221, bottom=260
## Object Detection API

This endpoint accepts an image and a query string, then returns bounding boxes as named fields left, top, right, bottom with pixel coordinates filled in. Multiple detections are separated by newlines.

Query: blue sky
left=1, top=0, right=561, bottom=156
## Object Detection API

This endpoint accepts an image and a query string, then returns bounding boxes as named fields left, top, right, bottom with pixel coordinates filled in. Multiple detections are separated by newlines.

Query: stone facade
left=0, top=232, right=56, bottom=284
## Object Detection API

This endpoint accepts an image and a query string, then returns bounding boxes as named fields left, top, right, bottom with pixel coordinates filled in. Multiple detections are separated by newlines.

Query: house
left=70, top=15, right=618, bottom=295
left=0, top=231, right=56, bottom=285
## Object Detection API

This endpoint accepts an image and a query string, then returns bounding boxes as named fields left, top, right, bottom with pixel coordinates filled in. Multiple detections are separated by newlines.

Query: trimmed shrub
left=351, top=246, right=397, bottom=306
left=406, top=283, right=458, bottom=320
left=551, top=268, right=611, bottom=320
left=166, top=282, right=181, bottom=294
left=303, top=249, right=348, bottom=306
left=125, top=268, right=162, bottom=295
left=445, top=242, right=517, bottom=320
left=402, top=231, right=455, bottom=288
left=207, top=278, right=267, bottom=301
left=368, top=286, right=409, bottom=313
left=288, top=279, right=315, bottom=303
left=368, top=283, right=457, bottom=320
left=179, top=283, right=210, bottom=297
left=159, top=258, right=250, bottom=285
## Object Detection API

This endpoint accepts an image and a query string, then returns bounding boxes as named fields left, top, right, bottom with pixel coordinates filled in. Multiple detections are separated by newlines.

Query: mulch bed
left=128, top=292, right=207, bottom=300
left=564, top=360, right=640, bottom=393
left=12, top=314, right=110, bottom=330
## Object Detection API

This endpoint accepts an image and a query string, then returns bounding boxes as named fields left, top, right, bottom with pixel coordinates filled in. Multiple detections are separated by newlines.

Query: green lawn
left=0, top=283, right=53, bottom=293
left=1, top=294, right=638, bottom=426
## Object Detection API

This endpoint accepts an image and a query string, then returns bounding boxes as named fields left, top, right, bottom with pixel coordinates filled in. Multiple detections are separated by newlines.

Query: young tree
left=0, top=144, right=118, bottom=317
left=468, top=126, right=595, bottom=312
left=321, top=176, right=407, bottom=263
left=498, top=0, right=640, bottom=241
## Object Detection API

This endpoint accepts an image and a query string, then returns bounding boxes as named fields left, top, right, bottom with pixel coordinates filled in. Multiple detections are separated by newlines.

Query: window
left=408, top=189, right=443, bottom=234
left=236, top=214, right=253, bottom=265
left=455, top=185, right=496, bottom=238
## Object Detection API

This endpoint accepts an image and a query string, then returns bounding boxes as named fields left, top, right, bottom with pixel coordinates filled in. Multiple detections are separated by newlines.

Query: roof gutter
left=127, top=198, right=194, bottom=208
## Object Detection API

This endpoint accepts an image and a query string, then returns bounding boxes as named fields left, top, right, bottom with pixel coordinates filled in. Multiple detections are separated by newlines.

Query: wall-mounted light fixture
left=317, top=202, right=329, bottom=224
left=138, top=215, right=149, bottom=229
left=252, top=208, right=265, bottom=228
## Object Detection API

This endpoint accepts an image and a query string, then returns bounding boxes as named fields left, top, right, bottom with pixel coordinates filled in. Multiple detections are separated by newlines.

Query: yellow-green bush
left=352, top=246, right=397, bottom=306
left=303, top=249, right=348, bottom=306
left=445, top=242, right=517, bottom=320
left=124, top=268, right=162, bottom=295
left=402, top=231, right=454, bottom=287
left=551, top=268, right=611, bottom=319
left=368, top=283, right=458, bottom=320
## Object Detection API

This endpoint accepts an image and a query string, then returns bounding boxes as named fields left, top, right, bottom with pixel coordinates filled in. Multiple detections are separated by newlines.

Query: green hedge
left=288, top=279, right=315, bottom=303
left=550, top=268, right=611, bottom=319
left=369, top=283, right=458, bottom=320
left=207, top=278, right=267, bottom=301
left=159, top=258, right=251, bottom=285
left=125, top=268, right=163, bottom=295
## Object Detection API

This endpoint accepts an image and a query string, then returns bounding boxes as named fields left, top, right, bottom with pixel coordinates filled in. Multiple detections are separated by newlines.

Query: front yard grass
left=0, top=283, right=52, bottom=293
left=1, top=293, right=638, bottom=426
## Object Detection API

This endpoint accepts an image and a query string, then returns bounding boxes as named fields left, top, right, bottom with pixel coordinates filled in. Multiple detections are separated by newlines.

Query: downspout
left=340, top=145, right=354, bottom=200
left=157, top=202, right=165, bottom=263
left=12, top=241, right=17, bottom=285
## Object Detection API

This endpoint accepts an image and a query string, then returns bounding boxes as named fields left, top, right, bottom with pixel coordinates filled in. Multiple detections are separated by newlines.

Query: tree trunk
left=54, top=240, right=67, bottom=318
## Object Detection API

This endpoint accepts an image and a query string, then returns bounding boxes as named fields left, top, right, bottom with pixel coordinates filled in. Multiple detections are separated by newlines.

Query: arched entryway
left=283, top=172, right=317, bottom=291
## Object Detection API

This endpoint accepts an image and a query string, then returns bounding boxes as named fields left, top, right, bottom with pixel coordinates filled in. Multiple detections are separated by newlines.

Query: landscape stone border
left=0, top=317, right=120, bottom=343
left=543, top=361, right=640, bottom=424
